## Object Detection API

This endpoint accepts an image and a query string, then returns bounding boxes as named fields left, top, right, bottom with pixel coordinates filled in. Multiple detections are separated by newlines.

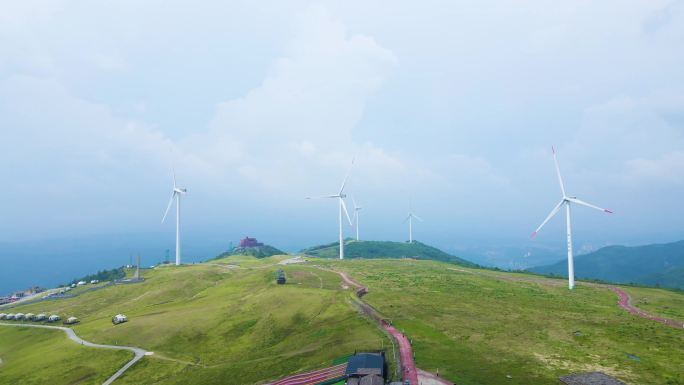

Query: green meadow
left=319, top=259, right=684, bottom=385
left=3, top=256, right=388, bottom=385
left=0, top=326, right=130, bottom=385
left=1, top=256, right=682, bottom=385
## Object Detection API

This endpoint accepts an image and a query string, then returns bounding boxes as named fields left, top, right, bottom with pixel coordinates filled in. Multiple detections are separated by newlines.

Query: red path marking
left=266, top=363, right=347, bottom=385
left=382, top=320, right=419, bottom=385
left=335, top=270, right=419, bottom=384
left=610, top=287, right=684, bottom=330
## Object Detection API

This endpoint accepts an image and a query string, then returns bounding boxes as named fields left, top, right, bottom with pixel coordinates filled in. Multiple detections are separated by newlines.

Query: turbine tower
left=162, top=168, right=187, bottom=266
left=531, top=146, right=612, bottom=290
left=404, top=199, right=422, bottom=243
left=352, top=196, right=362, bottom=241
left=307, top=159, right=354, bottom=259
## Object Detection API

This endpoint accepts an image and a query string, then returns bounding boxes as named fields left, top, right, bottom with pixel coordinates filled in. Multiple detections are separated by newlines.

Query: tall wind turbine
left=162, top=168, right=187, bottom=266
left=404, top=199, right=423, bottom=243
left=531, top=146, right=612, bottom=290
left=307, top=159, right=354, bottom=259
left=352, top=196, right=362, bottom=241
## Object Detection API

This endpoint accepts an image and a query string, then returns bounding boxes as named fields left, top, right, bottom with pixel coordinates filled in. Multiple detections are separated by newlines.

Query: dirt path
left=0, top=322, right=146, bottom=385
left=610, top=287, right=684, bottom=330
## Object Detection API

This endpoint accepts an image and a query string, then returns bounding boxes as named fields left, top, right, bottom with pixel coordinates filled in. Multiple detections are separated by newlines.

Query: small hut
left=112, top=314, right=128, bottom=325
left=64, top=316, right=79, bottom=325
left=276, top=269, right=286, bottom=285
left=48, top=315, right=61, bottom=323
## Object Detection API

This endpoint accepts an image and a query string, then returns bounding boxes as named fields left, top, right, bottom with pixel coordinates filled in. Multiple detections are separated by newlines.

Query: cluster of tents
left=0, top=312, right=75, bottom=324
left=1, top=312, right=129, bottom=326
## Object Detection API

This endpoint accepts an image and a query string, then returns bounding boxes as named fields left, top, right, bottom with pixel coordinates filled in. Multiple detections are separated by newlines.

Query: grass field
left=2, top=256, right=388, bottom=385
left=2, top=256, right=682, bottom=385
left=317, top=259, right=684, bottom=385
left=0, top=326, right=131, bottom=385
left=622, top=286, right=684, bottom=321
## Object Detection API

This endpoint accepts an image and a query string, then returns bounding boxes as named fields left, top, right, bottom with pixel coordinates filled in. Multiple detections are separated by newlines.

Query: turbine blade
left=552, top=146, right=567, bottom=197
left=338, top=158, right=355, bottom=195
left=413, top=214, right=424, bottom=222
left=403, top=214, right=411, bottom=223
left=531, top=199, right=565, bottom=237
left=172, top=168, right=177, bottom=189
left=567, top=197, right=613, bottom=213
left=161, top=192, right=176, bottom=223
left=306, top=195, right=339, bottom=199
left=340, top=198, right=353, bottom=226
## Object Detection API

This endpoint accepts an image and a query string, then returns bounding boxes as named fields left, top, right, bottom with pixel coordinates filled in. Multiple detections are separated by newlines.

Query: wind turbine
left=531, top=146, right=612, bottom=290
left=404, top=199, right=422, bottom=243
left=352, top=196, right=362, bottom=241
left=307, top=159, right=354, bottom=259
left=162, top=168, right=187, bottom=266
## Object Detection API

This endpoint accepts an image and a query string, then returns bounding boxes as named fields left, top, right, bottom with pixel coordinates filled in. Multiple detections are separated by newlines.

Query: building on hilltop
left=239, top=236, right=263, bottom=248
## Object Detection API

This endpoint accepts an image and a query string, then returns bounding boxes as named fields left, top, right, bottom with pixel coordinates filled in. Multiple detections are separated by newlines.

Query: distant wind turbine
left=352, top=196, right=362, bottom=241
left=307, top=159, right=354, bottom=259
left=531, top=146, right=612, bottom=290
left=162, top=167, right=187, bottom=266
left=404, top=199, right=423, bottom=243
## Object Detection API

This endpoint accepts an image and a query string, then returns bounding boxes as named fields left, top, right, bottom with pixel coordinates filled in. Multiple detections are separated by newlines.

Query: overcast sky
left=2, top=0, right=684, bottom=255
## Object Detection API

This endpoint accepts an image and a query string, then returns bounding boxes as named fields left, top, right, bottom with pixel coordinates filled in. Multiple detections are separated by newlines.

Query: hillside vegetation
left=302, top=240, right=476, bottom=266
left=318, top=258, right=684, bottom=385
left=214, top=244, right=286, bottom=259
left=0, top=326, right=130, bottom=385
left=3, top=256, right=682, bottom=385
left=529, top=240, right=684, bottom=289
left=3, top=255, right=387, bottom=385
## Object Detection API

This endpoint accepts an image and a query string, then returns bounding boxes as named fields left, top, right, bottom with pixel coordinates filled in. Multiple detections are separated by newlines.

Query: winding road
left=0, top=322, right=147, bottom=385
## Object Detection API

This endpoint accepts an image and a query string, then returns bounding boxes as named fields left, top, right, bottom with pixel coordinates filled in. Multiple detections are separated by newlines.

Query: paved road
left=0, top=322, right=146, bottom=384
left=610, top=287, right=684, bottom=330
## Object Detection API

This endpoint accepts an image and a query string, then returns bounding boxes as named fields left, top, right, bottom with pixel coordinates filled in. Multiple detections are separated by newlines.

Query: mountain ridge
left=528, top=240, right=684, bottom=289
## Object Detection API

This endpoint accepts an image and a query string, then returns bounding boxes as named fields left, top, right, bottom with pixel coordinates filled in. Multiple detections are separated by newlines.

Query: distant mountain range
left=301, top=240, right=477, bottom=267
left=528, top=240, right=684, bottom=289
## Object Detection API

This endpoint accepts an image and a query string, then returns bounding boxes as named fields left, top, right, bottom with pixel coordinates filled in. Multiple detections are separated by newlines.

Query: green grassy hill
left=214, top=244, right=286, bottom=259
left=321, top=259, right=683, bottom=385
left=528, top=240, right=684, bottom=289
left=2, top=256, right=682, bottom=385
left=302, top=240, right=476, bottom=266
left=2, top=255, right=387, bottom=385
left=0, top=327, right=130, bottom=385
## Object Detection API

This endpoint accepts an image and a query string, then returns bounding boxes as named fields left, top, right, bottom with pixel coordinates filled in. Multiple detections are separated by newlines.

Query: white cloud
left=626, top=151, right=684, bottom=184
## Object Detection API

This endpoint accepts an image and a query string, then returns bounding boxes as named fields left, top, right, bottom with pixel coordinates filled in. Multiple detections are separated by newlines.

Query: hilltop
left=528, top=240, right=684, bottom=289
left=301, top=240, right=476, bottom=266
left=214, top=244, right=286, bottom=259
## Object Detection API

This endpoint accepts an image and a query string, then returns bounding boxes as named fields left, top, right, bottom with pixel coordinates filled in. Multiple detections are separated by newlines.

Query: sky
left=1, top=1, right=684, bottom=287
